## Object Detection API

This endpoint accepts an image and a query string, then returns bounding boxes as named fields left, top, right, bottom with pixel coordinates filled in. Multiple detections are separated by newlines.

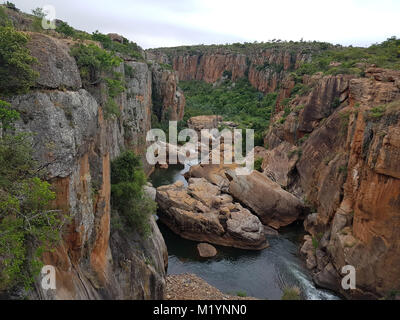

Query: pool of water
left=150, top=164, right=340, bottom=300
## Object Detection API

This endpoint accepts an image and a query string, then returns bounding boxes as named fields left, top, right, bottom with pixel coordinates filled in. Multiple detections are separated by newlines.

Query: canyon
left=1, top=6, right=399, bottom=301
left=149, top=44, right=400, bottom=299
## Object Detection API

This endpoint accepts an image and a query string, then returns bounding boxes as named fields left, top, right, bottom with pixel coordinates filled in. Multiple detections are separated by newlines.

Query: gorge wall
left=146, top=44, right=323, bottom=94
left=3, top=29, right=185, bottom=299
left=262, top=67, right=400, bottom=298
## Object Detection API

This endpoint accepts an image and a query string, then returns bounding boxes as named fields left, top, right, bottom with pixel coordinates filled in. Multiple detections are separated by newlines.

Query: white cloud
left=11, top=0, right=400, bottom=48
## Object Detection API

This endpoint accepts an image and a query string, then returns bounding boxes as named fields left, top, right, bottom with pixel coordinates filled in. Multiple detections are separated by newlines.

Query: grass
left=236, top=291, right=247, bottom=297
left=281, top=287, right=301, bottom=300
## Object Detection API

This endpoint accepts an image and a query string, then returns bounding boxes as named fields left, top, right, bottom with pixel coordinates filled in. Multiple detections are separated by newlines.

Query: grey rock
left=27, top=33, right=82, bottom=90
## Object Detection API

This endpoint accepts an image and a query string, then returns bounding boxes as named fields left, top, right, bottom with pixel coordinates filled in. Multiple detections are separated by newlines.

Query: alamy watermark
left=41, top=265, right=56, bottom=290
left=341, top=265, right=356, bottom=290
left=146, top=121, right=254, bottom=175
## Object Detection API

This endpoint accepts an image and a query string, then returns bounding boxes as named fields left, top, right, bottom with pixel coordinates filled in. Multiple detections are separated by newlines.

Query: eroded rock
left=156, top=178, right=268, bottom=250
left=226, top=170, right=305, bottom=229
left=197, top=243, right=217, bottom=258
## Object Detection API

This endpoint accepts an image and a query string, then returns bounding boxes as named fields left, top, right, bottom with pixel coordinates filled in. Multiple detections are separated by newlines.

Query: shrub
left=0, top=100, right=19, bottom=129
left=104, top=97, right=120, bottom=118
left=254, top=157, right=263, bottom=172
left=31, top=7, right=45, bottom=18
left=331, top=97, right=341, bottom=109
left=282, top=287, right=301, bottom=300
left=70, top=43, right=122, bottom=84
left=111, top=151, right=156, bottom=237
left=55, top=21, right=76, bottom=37
left=0, top=102, right=67, bottom=291
left=0, top=26, right=38, bottom=96
left=5, top=2, right=18, bottom=11
left=236, top=291, right=247, bottom=297
left=0, top=5, right=11, bottom=26
left=92, top=31, right=143, bottom=60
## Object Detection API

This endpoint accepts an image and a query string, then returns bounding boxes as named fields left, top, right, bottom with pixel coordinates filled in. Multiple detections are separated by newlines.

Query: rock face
left=197, top=243, right=217, bottom=258
left=156, top=179, right=268, bottom=250
left=147, top=46, right=315, bottom=94
left=188, top=115, right=223, bottom=133
left=5, top=32, right=168, bottom=300
left=226, top=170, right=305, bottom=229
left=151, top=63, right=185, bottom=121
left=27, top=33, right=82, bottom=90
left=266, top=67, right=400, bottom=298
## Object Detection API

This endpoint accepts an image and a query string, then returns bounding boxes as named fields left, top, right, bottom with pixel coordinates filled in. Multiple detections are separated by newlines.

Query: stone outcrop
left=4, top=31, right=168, bottom=300
left=156, top=179, right=268, bottom=250
left=147, top=46, right=315, bottom=94
left=226, top=170, right=305, bottom=229
left=151, top=63, right=185, bottom=121
left=27, top=33, right=82, bottom=90
left=188, top=115, right=223, bottom=133
left=197, top=243, right=217, bottom=258
left=265, top=67, right=400, bottom=298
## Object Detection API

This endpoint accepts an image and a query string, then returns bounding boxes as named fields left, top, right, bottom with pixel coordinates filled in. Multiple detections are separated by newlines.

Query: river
left=150, top=163, right=340, bottom=300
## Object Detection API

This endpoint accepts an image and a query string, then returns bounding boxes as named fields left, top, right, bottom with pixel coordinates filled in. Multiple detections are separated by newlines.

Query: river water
left=150, top=163, right=340, bottom=300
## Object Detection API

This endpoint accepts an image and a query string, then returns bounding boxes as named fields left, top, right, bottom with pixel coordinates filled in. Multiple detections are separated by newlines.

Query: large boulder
left=226, top=170, right=305, bottom=229
left=27, top=33, right=82, bottom=90
left=197, top=243, right=217, bottom=258
left=257, top=143, right=299, bottom=188
left=156, top=179, right=268, bottom=250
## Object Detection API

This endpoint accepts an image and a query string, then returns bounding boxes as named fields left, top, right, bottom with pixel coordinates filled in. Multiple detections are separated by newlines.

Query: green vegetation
left=254, top=157, right=263, bottom=172
left=297, top=134, right=309, bottom=146
left=281, top=287, right=301, bottom=300
left=4, top=2, right=18, bottom=12
left=236, top=291, right=247, bottom=297
left=92, top=31, right=143, bottom=60
left=180, top=78, right=277, bottom=146
left=0, top=100, right=67, bottom=291
left=150, top=40, right=332, bottom=57
left=111, top=151, right=156, bottom=237
left=0, top=26, right=38, bottom=96
left=70, top=43, right=125, bottom=118
left=288, top=147, right=302, bottom=159
left=295, top=37, right=400, bottom=77
left=31, top=7, right=45, bottom=18
left=0, top=5, right=10, bottom=26
left=70, top=43, right=123, bottom=84
left=55, top=21, right=76, bottom=37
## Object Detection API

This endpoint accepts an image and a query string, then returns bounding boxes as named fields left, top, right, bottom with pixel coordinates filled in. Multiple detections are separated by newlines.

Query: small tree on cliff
left=111, top=151, right=156, bottom=237
left=0, top=100, right=67, bottom=292
left=0, top=26, right=38, bottom=97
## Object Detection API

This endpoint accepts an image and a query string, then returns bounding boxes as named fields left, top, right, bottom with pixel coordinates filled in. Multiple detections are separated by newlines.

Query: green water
left=151, top=164, right=340, bottom=300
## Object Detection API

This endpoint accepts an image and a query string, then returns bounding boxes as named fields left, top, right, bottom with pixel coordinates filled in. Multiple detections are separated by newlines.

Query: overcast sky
left=11, top=0, right=400, bottom=49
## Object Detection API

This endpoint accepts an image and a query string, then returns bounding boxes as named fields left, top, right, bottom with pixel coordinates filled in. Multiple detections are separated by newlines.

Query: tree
left=0, top=101, right=67, bottom=291
left=0, top=26, right=38, bottom=97
left=111, top=151, right=156, bottom=237
left=31, top=7, right=45, bottom=19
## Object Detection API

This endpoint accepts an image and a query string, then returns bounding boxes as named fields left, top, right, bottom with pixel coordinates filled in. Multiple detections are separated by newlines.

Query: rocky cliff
left=6, top=31, right=172, bottom=300
left=147, top=43, right=325, bottom=94
left=262, top=67, right=400, bottom=298
left=150, top=63, right=185, bottom=121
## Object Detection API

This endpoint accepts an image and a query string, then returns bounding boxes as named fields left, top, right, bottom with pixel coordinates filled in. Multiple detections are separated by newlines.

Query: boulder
left=188, top=115, right=222, bottom=133
left=107, top=33, right=124, bottom=43
left=304, top=213, right=327, bottom=237
left=197, top=243, right=217, bottom=258
left=313, top=263, right=341, bottom=293
left=226, top=170, right=305, bottom=229
left=27, top=33, right=82, bottom=90
left=258, top=143, right=299, bottom=188
left=144, top=183, right=156, bottom=201
left=156, top=178, right=268, bottom=250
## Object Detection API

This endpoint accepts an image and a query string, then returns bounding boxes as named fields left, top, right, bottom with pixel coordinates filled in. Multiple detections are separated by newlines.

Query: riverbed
left=150, top=163, right=339, bottom=300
